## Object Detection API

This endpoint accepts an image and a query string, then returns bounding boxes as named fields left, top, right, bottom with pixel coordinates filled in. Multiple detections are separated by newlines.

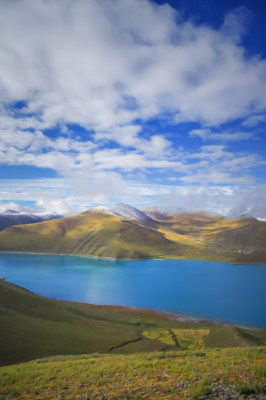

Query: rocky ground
left=200, top=383, right=266, bottom=400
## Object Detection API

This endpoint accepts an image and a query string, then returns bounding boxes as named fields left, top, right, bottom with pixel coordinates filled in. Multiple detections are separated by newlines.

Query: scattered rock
left=193, top=352, right=207, bottom=357
left=199, top=383, right=265, bottom=400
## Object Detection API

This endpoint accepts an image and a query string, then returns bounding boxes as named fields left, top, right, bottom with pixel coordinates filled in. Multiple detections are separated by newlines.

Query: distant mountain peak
left=240, top=214, right=258, bottom=222
left=90, top=203, right=155, bottom=223
left=2, top=209, right=21, bottom=215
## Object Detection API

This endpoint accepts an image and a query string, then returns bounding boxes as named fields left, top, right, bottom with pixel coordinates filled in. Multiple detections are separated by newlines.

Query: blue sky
left=0, top=0, right=266, bottom=218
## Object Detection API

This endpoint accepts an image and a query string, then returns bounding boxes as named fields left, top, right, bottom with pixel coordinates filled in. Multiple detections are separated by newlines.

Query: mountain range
left=0, top=212, right=62, bottom=232
left=0, top=203, right=265, bottom=263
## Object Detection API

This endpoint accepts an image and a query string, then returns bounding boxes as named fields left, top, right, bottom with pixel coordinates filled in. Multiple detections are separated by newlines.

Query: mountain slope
left=91, top=203, right=155, bottom=224
left=0, top=279, right=265, bottom=366
left=0, top=279, right=166, bottom=365
left=0, top=206, right=176, bottom=259
left=1, top=347, right=266, bottom=400
left=0, top=204, right=265, bottom=262
left=156, top=212, right=266, bottom=263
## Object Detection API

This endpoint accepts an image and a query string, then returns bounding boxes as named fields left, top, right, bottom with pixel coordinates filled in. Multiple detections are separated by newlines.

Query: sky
left=0, top=0, right=266, bottom=218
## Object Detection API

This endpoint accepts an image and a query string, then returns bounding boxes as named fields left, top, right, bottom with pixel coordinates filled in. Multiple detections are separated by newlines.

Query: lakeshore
left=1, top=252, right=266, bottom=329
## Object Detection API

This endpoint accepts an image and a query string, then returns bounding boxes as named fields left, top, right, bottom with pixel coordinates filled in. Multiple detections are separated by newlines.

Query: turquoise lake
left=0, top=253, right=266, bottom=329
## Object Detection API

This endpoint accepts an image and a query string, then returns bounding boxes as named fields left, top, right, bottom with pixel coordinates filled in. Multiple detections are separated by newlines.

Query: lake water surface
left=0, top=253, right=265, bottom=329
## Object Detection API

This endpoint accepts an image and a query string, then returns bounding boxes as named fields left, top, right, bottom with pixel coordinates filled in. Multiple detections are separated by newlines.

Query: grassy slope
left=0, top=212, right=179, bottom=259
left=0, top=280, right=265, bottom=368
left=157, top=213, right=266, bottom=263
left=0, top=210, right=266, bottom=262
left=0, top=348, right=265, bottom=399
left=0, top=215, right=61, bottom=232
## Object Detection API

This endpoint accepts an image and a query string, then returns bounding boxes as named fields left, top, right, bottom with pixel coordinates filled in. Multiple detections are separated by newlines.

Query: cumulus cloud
left=157, top=184, right=266, bottom=219
left=0, top=0, right=266, bottom=217
left=0, top=127, right=260, bottom=196
left=0, top=179, right=87, bottom=215
left=35, top=198, right=77, bottom=216
left=157, top=185, right=234, bottom=214
left=0, top=0, right=265, bottom=133
left=2, top=177, right=266, bottom=220
left=228, top=184, right=266, bottom=219
left=68, top=170, right=126, bottom=203
left=221, top=6, right=253, bottom=43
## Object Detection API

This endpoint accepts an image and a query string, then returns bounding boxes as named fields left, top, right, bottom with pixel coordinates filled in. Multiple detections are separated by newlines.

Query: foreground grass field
left=0, top=348, right=265, bottom=399
left=1, top=280, right=266, bottom=399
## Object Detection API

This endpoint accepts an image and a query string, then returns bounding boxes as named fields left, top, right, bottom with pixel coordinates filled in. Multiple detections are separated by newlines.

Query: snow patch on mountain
left=91, top=203, right=155, bottom=223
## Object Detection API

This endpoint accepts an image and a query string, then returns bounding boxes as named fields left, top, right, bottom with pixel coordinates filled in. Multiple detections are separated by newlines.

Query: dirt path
left=168, top=328, right=180, bottom=346
left=108, top=337, right=142, bottom=353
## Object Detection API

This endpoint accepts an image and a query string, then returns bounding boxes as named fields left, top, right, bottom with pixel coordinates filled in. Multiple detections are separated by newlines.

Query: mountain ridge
left=88, top=203, right=156, bottom=224
left=0, top=203, right=265, bottom=263
left=0, top=213, right=62, bottom=232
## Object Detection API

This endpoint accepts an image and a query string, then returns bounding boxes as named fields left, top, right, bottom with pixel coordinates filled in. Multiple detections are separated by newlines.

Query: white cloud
left=68, top=170, right=126, bottom=203
left=157, top=183, right=266, bottom=219
left=221, top=6, right=253, bottom=43
left=0, top=126, right=260, bottom=189
left=35, top=198, right=77, bottom=216
left=190, top=128, right=253, bottom=142
left=242, top=114, right=266, bottom=127
left=95, top=125, right=142, bottom=148
left=2, top=178, right=266, bottom=220
left=0, top=0, right=265, bottom=217
left=157, top=185, right=235, bottom=214
left=0, top=202, right=34, bottom=214
left=228, top=184, right=266, bottom=219
left=179, top=144, right=261, bottom=185
left=0, top=0, right=265, bottom=133
left=0, top=179, right=86, bottom=216
left=181, top=171, right=254, bottom=185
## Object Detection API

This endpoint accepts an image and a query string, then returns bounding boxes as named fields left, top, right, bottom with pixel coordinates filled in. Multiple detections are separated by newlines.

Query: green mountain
left=0, top=204, right=265, bottom=263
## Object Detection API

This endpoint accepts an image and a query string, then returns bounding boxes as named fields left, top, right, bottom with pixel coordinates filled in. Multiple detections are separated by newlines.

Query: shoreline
left=89, top=304, right=266, bottom=332
left=0, top=250, right=117, bottom=261
left=1, top=250, right=266, bottom=265
left=1, top=277, right=265, bottom=332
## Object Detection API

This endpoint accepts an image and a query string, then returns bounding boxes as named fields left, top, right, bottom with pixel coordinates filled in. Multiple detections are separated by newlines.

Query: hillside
left=1, top=279, right=265, bottom=367
left=0, top=204, right=266, bottom=263
left=0, top=280, right=265, bottom=399
left=1, top=348, right=265, bottom=400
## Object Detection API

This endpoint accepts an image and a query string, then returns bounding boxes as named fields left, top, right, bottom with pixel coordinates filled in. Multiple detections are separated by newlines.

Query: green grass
left=234, top=380, right=266, bottom=395
left=187, top=378, right=212, bottom=399
left=0, top=280, right=265, bottom=399
left=0, top=347, right=265, bottom=399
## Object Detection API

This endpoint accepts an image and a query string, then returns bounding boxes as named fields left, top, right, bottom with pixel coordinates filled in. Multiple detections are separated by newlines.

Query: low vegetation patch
left=0, top=347, right=265, bottom=399
left=187, top=378, right=212, bottom=399
left=234, top=380, right=266, bottom=395
left=143, top=328, right=210, bottom=349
